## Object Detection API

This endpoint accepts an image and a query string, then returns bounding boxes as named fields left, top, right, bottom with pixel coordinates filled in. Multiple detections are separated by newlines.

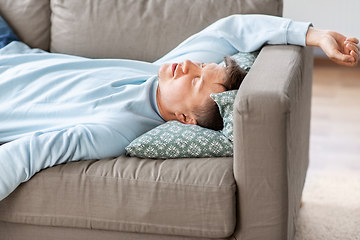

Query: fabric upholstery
left=50, top=0, right=283, bottom=61
left=0, top=221, right=235, bottom=240
left=0, top=0, right=51, bottom=50
left=232, top=45, right=313, bottom=240
left=0, top=156, right=236, bottom=238
left=0, top=15, right=20, bottom=48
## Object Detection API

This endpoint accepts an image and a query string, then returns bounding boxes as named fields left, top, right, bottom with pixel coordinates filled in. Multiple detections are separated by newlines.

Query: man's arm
left=154, top=14, right=312, bottom=65
left=306, top=27, right=359, bottom=66
left=154, top=14, right=359, bottom=67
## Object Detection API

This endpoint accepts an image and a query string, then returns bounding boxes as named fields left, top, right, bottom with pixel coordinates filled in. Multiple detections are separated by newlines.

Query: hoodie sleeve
left=154, top=14, right=312, bottom=64
left=0, top=123, right=129, bottom=201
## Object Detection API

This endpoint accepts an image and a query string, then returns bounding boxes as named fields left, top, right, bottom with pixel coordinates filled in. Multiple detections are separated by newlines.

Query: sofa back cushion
left=50, top=0, right=282, bottom=61
left=0, top=0, right=282, bottom=61
left=0, top=0, right=51, bottom=51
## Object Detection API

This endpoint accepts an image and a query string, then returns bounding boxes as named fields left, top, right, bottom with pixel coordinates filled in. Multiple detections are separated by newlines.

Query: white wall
left=283, top=0, right=360, bottom=57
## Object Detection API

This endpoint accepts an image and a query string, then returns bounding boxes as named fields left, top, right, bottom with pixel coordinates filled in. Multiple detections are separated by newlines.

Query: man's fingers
left=338, top=51, right=358, bottom=66
left=341, top=54, right=355, bottom=63
left=346, top=37, right=359, bottom=44
left=351, top=50, right=359, bottom=60
left=346, top=42, right=360, bottom=57
left=329, top=49, right=356, bottom=66
left=346, top=41, right=360, bottom=52
left=333, top=57, right=357, bottom=66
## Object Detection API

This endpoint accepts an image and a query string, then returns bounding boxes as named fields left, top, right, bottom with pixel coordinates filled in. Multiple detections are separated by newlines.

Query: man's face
left=157, top=59, right=226, bottom=124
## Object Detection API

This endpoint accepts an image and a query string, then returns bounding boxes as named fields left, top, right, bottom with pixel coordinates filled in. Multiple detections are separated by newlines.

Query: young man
left=0, top=14, right=358, bottom=201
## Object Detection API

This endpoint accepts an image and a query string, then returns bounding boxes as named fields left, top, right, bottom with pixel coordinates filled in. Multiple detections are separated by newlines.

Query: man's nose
left=182, top=60, right=199, bottom=75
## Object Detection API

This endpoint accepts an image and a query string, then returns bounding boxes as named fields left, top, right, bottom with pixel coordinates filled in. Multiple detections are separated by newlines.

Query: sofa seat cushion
left=0, top=156, right=236, bottom=238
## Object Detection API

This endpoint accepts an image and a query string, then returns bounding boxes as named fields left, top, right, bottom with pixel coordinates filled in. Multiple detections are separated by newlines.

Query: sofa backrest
left=0, top=0, right=283, bottom=62
left=0, top=0, right=51, bottom=51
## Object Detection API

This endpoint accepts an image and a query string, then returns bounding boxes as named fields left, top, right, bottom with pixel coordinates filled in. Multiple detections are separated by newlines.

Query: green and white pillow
left=210, top=90, right=237, bottom=142
left=213, top=51, right=259, bottom=142
left=218, top=50, right=259, bottom=71
left=126, top=121, right=233, bottom=159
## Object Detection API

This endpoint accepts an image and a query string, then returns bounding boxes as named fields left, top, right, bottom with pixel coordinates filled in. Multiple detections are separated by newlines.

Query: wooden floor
left=308, top=59, right=360, bottom=176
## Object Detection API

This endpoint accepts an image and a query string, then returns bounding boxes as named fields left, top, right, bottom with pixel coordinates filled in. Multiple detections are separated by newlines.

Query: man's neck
left=156, top=86, right=175, bottom=122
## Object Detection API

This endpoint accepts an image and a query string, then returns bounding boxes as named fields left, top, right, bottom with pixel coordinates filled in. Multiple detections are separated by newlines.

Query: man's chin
left=157, top=63, right=171, bottom=82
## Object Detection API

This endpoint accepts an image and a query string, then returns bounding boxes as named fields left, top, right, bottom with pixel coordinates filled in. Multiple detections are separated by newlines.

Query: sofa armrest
left=232, top=45, right=313, bottom=240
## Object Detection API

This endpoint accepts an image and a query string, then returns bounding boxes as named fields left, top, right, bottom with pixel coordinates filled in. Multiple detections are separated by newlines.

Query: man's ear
left=174, top=112, right=197, bottom=125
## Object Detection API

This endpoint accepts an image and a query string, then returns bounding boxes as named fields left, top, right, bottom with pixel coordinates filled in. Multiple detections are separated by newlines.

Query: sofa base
left=0, top=221, right=234, bottom=240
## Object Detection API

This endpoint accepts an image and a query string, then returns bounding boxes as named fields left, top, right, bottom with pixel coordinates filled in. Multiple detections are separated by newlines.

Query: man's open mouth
left=172, top=63, right=178, bottom=77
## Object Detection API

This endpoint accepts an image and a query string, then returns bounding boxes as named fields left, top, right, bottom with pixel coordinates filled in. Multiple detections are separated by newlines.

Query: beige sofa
left=0, top=0, right=313, bottom=239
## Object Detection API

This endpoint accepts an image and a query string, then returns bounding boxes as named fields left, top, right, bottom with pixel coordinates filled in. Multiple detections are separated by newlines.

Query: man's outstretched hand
left=306, top=27, right=359, bottom=66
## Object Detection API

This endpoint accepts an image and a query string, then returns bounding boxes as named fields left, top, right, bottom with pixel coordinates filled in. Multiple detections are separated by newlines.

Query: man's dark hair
left=194, top=55, right=248, bottom=131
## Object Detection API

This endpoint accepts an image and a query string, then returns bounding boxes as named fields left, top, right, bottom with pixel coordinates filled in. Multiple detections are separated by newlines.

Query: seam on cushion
left=39, top=170, right=236, bottom=189
left=2, top=213, right=231, bottom=234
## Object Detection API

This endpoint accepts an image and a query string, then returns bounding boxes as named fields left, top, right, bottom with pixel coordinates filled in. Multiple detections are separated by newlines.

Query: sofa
left=0, top=0, right=313, bottom=239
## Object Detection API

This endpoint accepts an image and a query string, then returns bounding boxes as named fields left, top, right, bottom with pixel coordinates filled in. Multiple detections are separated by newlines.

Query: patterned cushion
left=126, top=121, right=233, bottom=159
left=218, top=50, right=259, bottom=71
left=210, top=90, right=237, bottom=142
left=214, top=51, right=259, bottom=142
